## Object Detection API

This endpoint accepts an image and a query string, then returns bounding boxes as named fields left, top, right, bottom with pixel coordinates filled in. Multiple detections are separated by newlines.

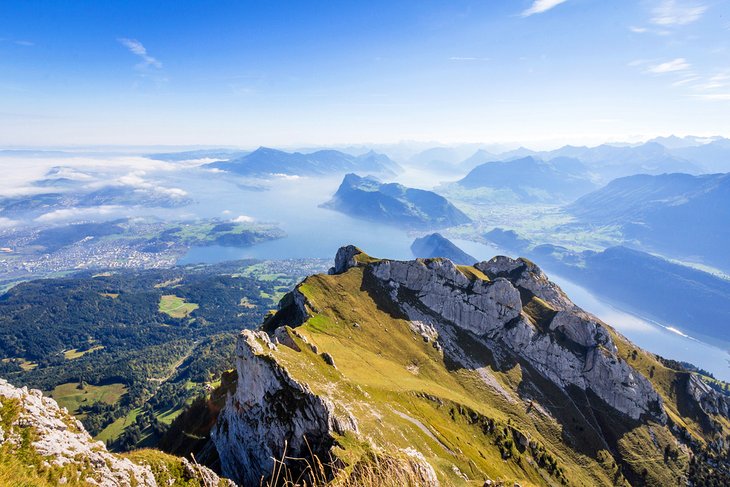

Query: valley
left=2, top=139, right=730, bottom=485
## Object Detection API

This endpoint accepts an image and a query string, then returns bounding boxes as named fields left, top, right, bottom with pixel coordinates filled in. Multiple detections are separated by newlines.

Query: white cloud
left=651, top=0, right=707, bottom=26
left=0, top=38, right=34, bottom=47
left=35, top=206, right=123, bottom=223
left=154, top=186, right=188, bottom=198
left=231, top=215, right=254, bottom=223
left=118, top=38, right=162, bottom=69
left=113, top=170, right=188, bottom=198
left=696, top=73, right=730, bottom=90
left=629, top=26, right=649, bottom=33
left=672, top=75, right=701, bottom=86
left=647, top=58, right=691, bottom=73
left=0, top=217, right=18, bottom=228
left=521, top=0, right=568, bottom=17
left=692, top=93, right=730, bottom=100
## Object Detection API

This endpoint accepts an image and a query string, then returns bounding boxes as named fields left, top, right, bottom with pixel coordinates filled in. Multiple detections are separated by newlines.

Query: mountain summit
left=210, top=246, right=729, bottom=486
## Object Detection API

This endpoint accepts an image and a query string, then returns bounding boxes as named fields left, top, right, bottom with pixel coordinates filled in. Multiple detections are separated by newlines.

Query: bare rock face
left=367, top=254, right=665, bottom=422
left=0, top=378, right=232, bottom=487
left=371, top=258, right=522, bottom=335
left=476, top=256, right=576, bottom=310
left=212, top=330, right=358, bottom=486
left=687, top=374, right=730, bottom=418
left=329, top=244, right=363, bottom=275
left=0, top=378, right=157, bottom=487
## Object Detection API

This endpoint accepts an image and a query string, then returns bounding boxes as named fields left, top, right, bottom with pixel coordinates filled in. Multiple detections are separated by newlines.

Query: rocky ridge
left=210, top=246, right=730, bottom=486
left=342, top=246, right=664, bottom=421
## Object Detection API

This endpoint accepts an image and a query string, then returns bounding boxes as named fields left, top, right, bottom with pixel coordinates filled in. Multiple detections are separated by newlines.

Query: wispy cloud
left=0, top=217, right=18, bottom=228
left=672, top=75, right=701, bottom=86
left=118, top=38, right=162, bottom=69
left=35, top=206, right=124, bottom=223
left=448, top=56, right=490, bottom=62
left=521, top=0, right=568, bottom=17
left=692, top=93, right=730, bottom=101
left=0, top=38, right=34, bottom=47
left=650, top=0, right=707, bottom=26
left=647, top=58, right=691, bottom=73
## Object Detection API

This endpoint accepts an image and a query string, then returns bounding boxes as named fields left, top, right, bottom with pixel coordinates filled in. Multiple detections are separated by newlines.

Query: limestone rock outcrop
left=0, top=378, right=156, bottom=487
left=367, top=254, right=665, bottom=422
left=0, top=378, right=230, bottom=487
left=687, top=373, right=730, bottom=418
left=212, top=330, right=358, bottom=486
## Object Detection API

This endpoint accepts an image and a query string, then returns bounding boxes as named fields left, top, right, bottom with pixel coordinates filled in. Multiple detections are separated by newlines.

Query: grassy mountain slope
left=214, top=248, right=729, bottom=485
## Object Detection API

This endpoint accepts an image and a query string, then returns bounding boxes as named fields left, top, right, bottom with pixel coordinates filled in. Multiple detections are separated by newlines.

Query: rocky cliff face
left=212, top=330, right=359, bottom=486
left=0, top=378, right=230, bottom=487
left=352, top=248, right=664, bottom=422
left=210, top=246, right=730, bottom=486
left=687, top=373, right=730, bottom=418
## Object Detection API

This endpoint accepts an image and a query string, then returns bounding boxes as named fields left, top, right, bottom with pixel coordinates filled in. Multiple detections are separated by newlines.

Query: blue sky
left=1, top=0, right=729, bottom=147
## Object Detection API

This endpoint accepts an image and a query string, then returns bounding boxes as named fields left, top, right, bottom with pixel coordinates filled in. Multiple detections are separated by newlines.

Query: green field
left=51, top=382, right=127, bottom=415
left=158, top=295, right=199, bottom=318
left=2, top=358, right=38, bottom=371
left=96, top=407, right=141, bottom=443
left=63, top=345, right=105, bottom=360
left=156, top=406, right=185, bottom=425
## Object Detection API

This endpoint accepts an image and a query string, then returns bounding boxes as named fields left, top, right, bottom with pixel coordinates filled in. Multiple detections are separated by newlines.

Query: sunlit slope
left=214, top=247, right=729, bottom=486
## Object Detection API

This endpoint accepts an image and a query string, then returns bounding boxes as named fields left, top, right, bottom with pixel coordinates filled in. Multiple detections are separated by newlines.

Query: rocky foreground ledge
left=0, top=378, right=231, bottom=487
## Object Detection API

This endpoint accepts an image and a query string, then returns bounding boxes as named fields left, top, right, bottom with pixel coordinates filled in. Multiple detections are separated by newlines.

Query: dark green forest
left=0, top=258, right=328, bottom=450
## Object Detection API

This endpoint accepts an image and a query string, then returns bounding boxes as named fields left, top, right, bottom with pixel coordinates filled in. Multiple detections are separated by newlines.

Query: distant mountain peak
left=204, top=147, right=401, bottom=177
left=411, top=233, right=476, bottom=265
left=324, top=174, right=470, bottom=229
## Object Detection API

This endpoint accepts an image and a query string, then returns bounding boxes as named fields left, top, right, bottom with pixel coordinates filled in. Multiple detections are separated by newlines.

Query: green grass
left=159, top=295, right=199, bottom=318
left=51, top=382, right=127, bottom=415
left=157, top=406, right=186, bottom=425
left=63, top=345, right=104, bottom=360
left=2, top=357, right=38, bottom=371
left=248, top=250, right=729, bottom=486
left=155, top=277, right=183, bottom=288
left=256, top=267, right=600, bottom=486
left=123, top=449, right=229, bottom=486
left=95, top=407, right=142, bottom=443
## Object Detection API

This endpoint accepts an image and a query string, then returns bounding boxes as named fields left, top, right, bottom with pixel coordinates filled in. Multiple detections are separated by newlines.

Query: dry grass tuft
left=263, top=439, right=433, bottom=487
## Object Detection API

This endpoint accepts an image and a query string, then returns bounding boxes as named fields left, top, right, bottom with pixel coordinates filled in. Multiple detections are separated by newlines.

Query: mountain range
left=206, top=147, right=402, bottom=177
left=209, top=246, right=730, bottom=486
left=455, top=156, right=598, bottom=202
left=567, top=172, right=730, bottom=272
